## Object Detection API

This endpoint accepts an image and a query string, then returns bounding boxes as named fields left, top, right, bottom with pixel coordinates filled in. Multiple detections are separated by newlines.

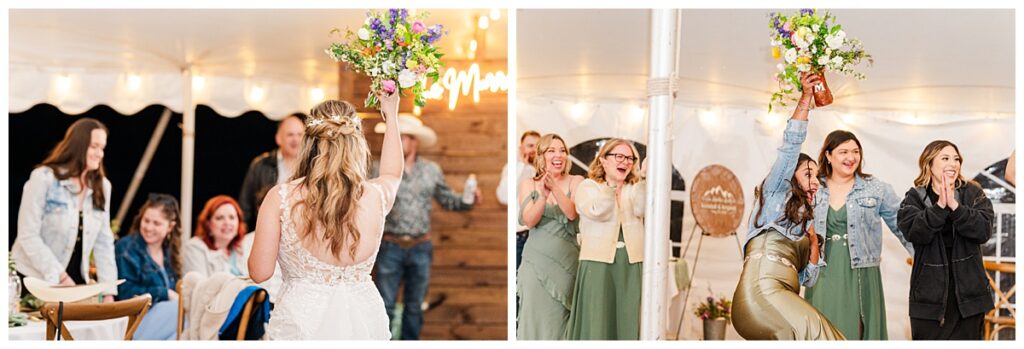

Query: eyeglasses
left=605, top=153, right=636, bottom=163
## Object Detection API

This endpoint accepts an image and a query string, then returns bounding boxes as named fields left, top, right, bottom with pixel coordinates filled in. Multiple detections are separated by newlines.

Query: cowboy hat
left=374, top=113, right=437, bottom=147
left=23, top=277, right=124, bottom=303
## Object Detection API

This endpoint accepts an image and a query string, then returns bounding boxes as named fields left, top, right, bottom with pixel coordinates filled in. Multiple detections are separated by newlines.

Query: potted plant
left=694, top=294, right=732, bottom=340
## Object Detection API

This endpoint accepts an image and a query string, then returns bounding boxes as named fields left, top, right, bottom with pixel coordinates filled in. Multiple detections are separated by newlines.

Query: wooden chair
left=982, top=261, right=1015, bottom=340
left=234, top=288, right=268, bottom=340
left=177, top=279, right=268, bottom=340
left=907, top=258, right=1017, bottom=340
left=41, top=294, right=152, bottom=340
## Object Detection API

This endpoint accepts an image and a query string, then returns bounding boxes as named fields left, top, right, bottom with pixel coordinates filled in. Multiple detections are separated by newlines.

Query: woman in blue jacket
left=731, top=72, right=843, bottom=340
left=804, top=131, right=915, bottom=339
left=115, top=193, right=182, bottom=340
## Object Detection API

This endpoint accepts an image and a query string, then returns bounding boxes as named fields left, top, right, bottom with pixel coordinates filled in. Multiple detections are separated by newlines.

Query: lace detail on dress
left=276, top=183, right=377, bottom=285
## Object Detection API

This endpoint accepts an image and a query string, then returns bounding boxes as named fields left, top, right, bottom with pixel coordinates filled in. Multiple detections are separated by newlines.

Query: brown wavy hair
left=587, top=138, right=642, bottom=185
left=194, top=195, right=246, bottom=253
left=532, top=133, right=572, bottom=180
left=753, top=153, right=816, bottom=234
left=128, top=193, right=183, bottom=277
left=292, top=100, right=370, bottom=259
left=913, top=140, right=973, bottom=189
left=816, top=130, right=871, bottom=180
left=39, top=118, right=109, bottom=210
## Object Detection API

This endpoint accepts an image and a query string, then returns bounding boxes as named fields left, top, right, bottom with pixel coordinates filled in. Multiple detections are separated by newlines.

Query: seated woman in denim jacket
left=804, top=131, right=915, bottom=340
left=12, top=118, right=117, bottom=302
left=115, top=193, right=183, bottom=340
left=731, top=73, right=843, bottom=340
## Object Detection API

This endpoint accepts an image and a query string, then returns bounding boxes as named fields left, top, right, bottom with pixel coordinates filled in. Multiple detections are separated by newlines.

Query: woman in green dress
left=566, top=138, right=646, bottom=340
left=731, top=72, right=844, bottom=340
left=804, top=131, right=914, bottom=340
left=517, top=133, right=584, bottom=340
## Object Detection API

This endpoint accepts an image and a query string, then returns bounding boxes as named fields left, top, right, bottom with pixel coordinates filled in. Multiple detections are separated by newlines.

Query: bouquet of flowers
left=326, top=9, right=446, bottom=109
left=694, top=294, right=732, bottom=323
left=768, top=9, right=872, bottom=111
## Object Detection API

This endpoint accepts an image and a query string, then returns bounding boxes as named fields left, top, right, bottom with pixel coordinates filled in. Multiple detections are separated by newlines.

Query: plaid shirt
left=371, top=157, right=473, bottom=236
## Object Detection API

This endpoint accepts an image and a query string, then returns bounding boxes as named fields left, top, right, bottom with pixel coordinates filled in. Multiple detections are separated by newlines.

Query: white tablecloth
left=8, top=316, right=128, bottom=340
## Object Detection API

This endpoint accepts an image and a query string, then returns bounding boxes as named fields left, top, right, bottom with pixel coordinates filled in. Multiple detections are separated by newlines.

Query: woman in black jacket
left=897, top=140, right=994, bottom=340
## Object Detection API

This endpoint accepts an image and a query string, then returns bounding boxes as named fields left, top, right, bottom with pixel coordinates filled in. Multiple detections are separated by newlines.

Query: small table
left=8, top=316, right=128, bottom=340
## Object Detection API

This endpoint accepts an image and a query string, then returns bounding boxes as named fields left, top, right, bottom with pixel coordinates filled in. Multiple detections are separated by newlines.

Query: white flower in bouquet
left=811, top=23, right=820, bottom=32
left=398, top=69, right=418, bottom=88
left=793, top=27, right=812, bottom=48
left=825, top=48, right=833, bottom=55
left=368, top=67, right=381, bottom=77
left=826, top=30, right=846, bottom=49
left=357, top=27, right=371, bottom=41
left=784, top=48, right=798, bottom=64
left=797, top=63, right=811, bottom=72
left=771, top=39, right=781, bottom=46
left=382, top=61, right=396, bottom=75
left=831, top=56, right=844, bottom=67
left=777, top=63, right=785, bottom=71
left=817, top=56, right=830, bottom=66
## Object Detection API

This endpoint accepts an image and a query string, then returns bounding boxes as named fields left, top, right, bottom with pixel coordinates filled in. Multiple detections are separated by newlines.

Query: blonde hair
left=913, top=140, right=971, bottom=189
left=587, top=138, right=642, bottom=185
left=532, top=134, right=572, bottom=180
left=292, top=100, right=370, bottom=259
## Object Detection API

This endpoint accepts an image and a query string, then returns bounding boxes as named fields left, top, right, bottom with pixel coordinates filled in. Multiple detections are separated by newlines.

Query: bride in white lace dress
left=248, top=92, right=403, bottom=340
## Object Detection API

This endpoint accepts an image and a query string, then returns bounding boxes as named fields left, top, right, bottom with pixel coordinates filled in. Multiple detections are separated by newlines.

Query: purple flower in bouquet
left=800, top=8, right=814, bottom=16
left=422, top=24, right=444, bottom=44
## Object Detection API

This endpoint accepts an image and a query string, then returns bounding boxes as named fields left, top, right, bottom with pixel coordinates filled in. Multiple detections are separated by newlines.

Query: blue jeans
left=375, top=240, right=432, bottom=340
left=516, top=232, right=528, bottom=271
left=515, top=232, right=528, bottom=316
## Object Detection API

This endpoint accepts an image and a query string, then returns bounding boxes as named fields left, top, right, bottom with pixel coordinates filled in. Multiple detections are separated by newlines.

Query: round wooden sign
left=690, top=164, right=745, bottom=237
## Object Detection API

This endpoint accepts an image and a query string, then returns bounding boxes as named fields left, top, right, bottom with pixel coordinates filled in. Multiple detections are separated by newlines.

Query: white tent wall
left=9, top=67, right=338, bottom=119
left=517, top=100, right=1014, bottom=339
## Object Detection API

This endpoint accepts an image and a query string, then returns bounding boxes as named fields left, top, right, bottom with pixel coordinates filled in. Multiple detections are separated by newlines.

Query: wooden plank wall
left=340, top=58, right=509, bottom=340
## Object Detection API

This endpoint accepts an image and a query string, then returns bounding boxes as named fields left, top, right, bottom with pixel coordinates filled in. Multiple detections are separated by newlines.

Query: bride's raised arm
left=376, top=92, right=404, bottom=181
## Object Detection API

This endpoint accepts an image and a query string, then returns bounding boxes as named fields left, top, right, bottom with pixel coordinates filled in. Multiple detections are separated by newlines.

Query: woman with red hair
left=183, top=195, right=247, bottom=277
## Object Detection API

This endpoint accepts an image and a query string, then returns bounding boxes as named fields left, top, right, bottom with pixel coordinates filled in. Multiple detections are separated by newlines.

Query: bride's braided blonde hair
left=291, top=100, right=371, bottom=259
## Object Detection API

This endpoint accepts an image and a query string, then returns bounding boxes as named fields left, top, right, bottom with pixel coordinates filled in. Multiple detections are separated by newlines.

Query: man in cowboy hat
left=370, top=114, right=481, bottom=340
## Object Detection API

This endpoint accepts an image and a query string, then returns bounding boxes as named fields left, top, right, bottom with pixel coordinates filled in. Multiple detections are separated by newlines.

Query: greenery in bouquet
left=326, top=9, right=447, bottom=109
left=694, top=294, right=732, bottom=323
left=768, top=9, right=872, bottom=110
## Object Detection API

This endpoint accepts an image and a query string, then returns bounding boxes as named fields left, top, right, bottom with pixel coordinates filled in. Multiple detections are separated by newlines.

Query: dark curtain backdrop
left=9, top=104, right=280, bottom=248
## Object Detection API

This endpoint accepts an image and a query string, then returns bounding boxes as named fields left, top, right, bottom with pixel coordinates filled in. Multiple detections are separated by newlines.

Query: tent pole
left=113, top=107, right=173, bottom=233
left=181, top=66, right=196, bottom=239
left=640, top=9, right=678, bottom=340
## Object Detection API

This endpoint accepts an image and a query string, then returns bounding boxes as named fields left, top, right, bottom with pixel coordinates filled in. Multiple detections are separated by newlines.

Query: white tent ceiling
left=10, top=8, right=507, bottom=117
left=518, top=9, right=1014, bottom=115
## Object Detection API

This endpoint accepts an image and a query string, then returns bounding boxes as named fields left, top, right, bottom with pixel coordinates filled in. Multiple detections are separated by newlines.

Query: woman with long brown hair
left=804, top=130, right=913, bottom=340
left=115, top=193, right=182, bottom=339
left=565, top=138, right=646, bottom=340
left=248, top=92, right=403, bottom=340
left=183, top=195, right=248, bottom=277
left=12, top=118, right=117, bottom=303
left=516, top=133, right=584, bottom=340
left=898, top=140, right=994, bottom=340
left=731, top=73, right=843, bottom=340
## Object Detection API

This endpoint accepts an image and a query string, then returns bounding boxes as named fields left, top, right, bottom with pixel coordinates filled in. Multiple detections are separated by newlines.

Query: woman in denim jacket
left=115, top=193, right=182, bottom=339
left=804, top=131, right=915, bottom=339
left=11, top=118, right=117, bottom=302
left=731, top=73, right=843, bottom=340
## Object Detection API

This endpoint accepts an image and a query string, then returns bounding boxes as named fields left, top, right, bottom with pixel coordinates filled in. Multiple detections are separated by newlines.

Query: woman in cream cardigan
left=566, top=138, right=646, bottom=340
